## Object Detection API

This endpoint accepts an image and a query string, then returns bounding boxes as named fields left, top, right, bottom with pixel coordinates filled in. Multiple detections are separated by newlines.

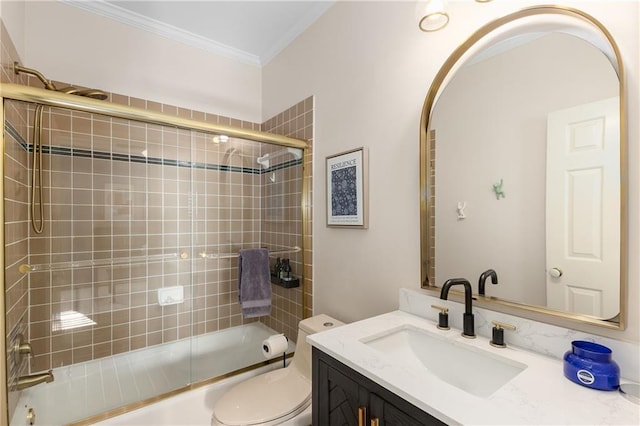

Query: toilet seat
left=212, top=367, right=311, bottom=426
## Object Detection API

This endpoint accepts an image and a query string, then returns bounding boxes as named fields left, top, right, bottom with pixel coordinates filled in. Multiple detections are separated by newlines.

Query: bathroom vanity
left=312, top=347, right=444, bottom=425
left=308, top=292, right=640, bottom=425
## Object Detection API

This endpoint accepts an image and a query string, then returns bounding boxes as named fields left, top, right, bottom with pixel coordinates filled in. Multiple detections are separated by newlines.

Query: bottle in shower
left=274, top=257, right=282, bottom=277
left=281, top=259, right=292, bottom=280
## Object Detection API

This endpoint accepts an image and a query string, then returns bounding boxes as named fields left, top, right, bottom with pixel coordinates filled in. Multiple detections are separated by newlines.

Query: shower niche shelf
left=271, top=274, right=300, bottom=288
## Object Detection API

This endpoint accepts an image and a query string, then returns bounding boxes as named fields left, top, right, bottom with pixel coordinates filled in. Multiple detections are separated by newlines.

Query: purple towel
left=238, top=248, right=272, bottom=318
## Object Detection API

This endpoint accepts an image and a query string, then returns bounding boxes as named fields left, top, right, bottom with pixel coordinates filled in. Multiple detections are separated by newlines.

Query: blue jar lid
left=572, top=340, right=612, bottom=362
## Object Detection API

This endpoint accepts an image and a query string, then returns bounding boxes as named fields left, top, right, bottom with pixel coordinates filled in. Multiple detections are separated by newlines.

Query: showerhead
left=76, top=89, right=109, bottom=100
left=13, top=62, right=108, bottom=100
left=57, top=86, right=81, bottom=95
left=58, top=86, right=109, bottom=100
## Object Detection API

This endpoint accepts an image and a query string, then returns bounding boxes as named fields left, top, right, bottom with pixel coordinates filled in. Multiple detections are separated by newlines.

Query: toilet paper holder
left=262, top=334, right=289, bottom=368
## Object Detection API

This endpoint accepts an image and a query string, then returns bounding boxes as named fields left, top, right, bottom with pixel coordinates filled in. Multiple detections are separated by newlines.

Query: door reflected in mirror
left=421, top=9, right=627, bottom=330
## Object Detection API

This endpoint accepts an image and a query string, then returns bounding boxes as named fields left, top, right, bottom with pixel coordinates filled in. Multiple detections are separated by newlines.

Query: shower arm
left=14, top=62, right=57, bottom=91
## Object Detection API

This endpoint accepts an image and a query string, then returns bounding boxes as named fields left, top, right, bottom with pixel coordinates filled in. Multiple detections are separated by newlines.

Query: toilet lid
left=213, top=367, right=311, bottom=426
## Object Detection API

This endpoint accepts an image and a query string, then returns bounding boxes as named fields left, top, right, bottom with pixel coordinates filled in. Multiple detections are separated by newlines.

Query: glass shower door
left=3, top=100, right=195, bottom=424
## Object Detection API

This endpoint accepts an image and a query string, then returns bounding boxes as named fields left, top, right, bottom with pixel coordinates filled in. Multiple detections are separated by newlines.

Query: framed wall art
left=326, top=147, right=369, bottom=228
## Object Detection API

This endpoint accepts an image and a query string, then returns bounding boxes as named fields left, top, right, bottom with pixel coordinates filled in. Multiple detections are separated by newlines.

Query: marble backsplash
left=400, top=288, right=640, bottom=381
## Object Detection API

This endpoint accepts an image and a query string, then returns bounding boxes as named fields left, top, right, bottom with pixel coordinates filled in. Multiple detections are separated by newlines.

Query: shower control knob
left=13, top=334, right=33, bottom=364
left=549, top=267, right=563, bottom=278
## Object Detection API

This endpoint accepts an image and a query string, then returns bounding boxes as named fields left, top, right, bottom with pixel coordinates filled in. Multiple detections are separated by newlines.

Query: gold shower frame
left=419, top=5, right=628, bottom=331
left=0, top=83, right=309, bottom=424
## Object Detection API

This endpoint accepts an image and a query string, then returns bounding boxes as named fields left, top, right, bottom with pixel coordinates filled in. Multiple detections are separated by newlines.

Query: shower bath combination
left=2, top=74, right=310, bottom=424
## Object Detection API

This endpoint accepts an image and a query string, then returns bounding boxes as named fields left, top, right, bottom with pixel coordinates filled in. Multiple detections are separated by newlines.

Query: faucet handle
left=430, top=305, right=450, bottom=330
left=13, top=334, right=33, bottom=364
left=430, top=304, right=448, bottom=312
left=490, top=320, right=516, bottom=348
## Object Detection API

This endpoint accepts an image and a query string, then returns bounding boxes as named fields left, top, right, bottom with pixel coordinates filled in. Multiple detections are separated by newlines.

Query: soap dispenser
left=490, top=320, right=516, bottom=348
left=430, top=305, right=450, bottom=330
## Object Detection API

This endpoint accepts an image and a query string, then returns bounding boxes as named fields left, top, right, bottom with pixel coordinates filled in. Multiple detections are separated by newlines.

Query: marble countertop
left=308, top=310, right=640, bottom=425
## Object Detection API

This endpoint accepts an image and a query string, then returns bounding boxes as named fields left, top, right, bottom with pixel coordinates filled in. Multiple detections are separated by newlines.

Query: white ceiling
left=63, top=0, right=335, bottom=66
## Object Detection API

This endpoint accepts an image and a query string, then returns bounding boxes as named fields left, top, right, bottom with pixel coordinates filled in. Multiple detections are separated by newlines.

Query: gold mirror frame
left=420, top=5, right=627, bottom=330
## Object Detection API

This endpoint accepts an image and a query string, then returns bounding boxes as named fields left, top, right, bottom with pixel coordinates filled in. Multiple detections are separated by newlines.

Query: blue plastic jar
left=563, top=340, right=620, bottom=391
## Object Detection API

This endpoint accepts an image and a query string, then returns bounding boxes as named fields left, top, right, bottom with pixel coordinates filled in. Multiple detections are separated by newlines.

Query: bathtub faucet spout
left=16, top=370, right=54, bottom=390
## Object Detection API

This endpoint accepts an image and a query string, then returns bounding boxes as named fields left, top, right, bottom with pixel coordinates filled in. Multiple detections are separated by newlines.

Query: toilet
left=212, top=314, right=343, bottom=426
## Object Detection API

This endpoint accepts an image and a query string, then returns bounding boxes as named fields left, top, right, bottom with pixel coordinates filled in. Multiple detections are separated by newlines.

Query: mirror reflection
left=427, top=32, right=622, bottom=322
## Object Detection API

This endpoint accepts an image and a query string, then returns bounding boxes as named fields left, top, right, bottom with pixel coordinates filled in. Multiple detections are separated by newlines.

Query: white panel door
left=546, top=97, right=619, bottom=319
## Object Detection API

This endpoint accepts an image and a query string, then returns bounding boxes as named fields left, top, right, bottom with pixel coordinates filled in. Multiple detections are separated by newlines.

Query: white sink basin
left=361, top=325, right=527, bottom=398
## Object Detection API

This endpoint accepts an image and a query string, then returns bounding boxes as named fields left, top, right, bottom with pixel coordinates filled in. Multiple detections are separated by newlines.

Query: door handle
left=549, top=267, right=563, bottom=278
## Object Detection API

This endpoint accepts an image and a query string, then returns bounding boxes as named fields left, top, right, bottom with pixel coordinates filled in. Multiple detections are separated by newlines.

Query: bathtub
left=93, top=362, right=311, bottom=426
left=10, top=322, right=294, bottom=426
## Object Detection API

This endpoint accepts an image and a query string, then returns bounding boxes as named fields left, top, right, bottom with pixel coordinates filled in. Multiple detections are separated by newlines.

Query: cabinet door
left=313, top=348, right=445, bottom=426
left=314, top=354, right=366, bottom=425
left=370, top=393, right=444, bottom=426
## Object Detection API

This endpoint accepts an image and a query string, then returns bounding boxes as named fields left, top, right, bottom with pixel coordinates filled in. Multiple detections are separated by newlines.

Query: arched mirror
left=420, top=6, right=627, bottom=330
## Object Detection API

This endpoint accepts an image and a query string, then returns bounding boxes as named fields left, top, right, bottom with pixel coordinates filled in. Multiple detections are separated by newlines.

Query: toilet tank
left=292, top=314, right=344, bottom=380
left=299, top=314, right=343, bottom=335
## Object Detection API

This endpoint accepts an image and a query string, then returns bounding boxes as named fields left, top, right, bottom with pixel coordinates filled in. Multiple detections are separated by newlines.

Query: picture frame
left=326, top=147, right=369, bottom=228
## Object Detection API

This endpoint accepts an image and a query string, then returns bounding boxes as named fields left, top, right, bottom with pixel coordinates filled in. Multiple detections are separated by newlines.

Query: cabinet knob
left=371, top=418, right=379, bottom=426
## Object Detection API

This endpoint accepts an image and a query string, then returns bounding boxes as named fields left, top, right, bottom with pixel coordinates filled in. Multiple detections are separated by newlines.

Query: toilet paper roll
left=262, top=334, right=288, bottom=359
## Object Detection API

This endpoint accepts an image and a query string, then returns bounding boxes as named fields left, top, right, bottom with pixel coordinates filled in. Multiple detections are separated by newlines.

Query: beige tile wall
left=18, top=104, right=298, bottom=372
left=261, top=97, right=313, bottom=341
left=2, top=20, right=31, bottom=417
left=1, top=17, right=310, bottom=383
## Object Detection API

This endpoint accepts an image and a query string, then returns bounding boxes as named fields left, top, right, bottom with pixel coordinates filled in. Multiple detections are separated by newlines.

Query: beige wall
left=0, top=0, right=25, bottom=58
left=263, top=1, right=640, bottom=342
left=16, top=1, right=263, bottom=122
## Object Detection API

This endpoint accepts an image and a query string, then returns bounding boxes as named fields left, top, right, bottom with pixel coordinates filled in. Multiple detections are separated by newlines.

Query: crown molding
left=61, top=0, right=262, bottom=67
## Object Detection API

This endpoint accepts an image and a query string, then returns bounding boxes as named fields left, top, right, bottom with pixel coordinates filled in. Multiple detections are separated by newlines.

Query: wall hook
left=456, top=202, right=467, bottom=220
left=493, top=179, right=505, bottom=200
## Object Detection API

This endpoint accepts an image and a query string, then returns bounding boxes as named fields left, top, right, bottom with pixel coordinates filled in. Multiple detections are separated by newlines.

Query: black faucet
left=440, top=278, right=475, bottom=338
left=478, top=269, right=498, bottom=296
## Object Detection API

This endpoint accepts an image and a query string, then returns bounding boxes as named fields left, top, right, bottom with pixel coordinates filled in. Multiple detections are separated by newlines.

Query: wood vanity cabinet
left=312, top=347, right=446, bottom=426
